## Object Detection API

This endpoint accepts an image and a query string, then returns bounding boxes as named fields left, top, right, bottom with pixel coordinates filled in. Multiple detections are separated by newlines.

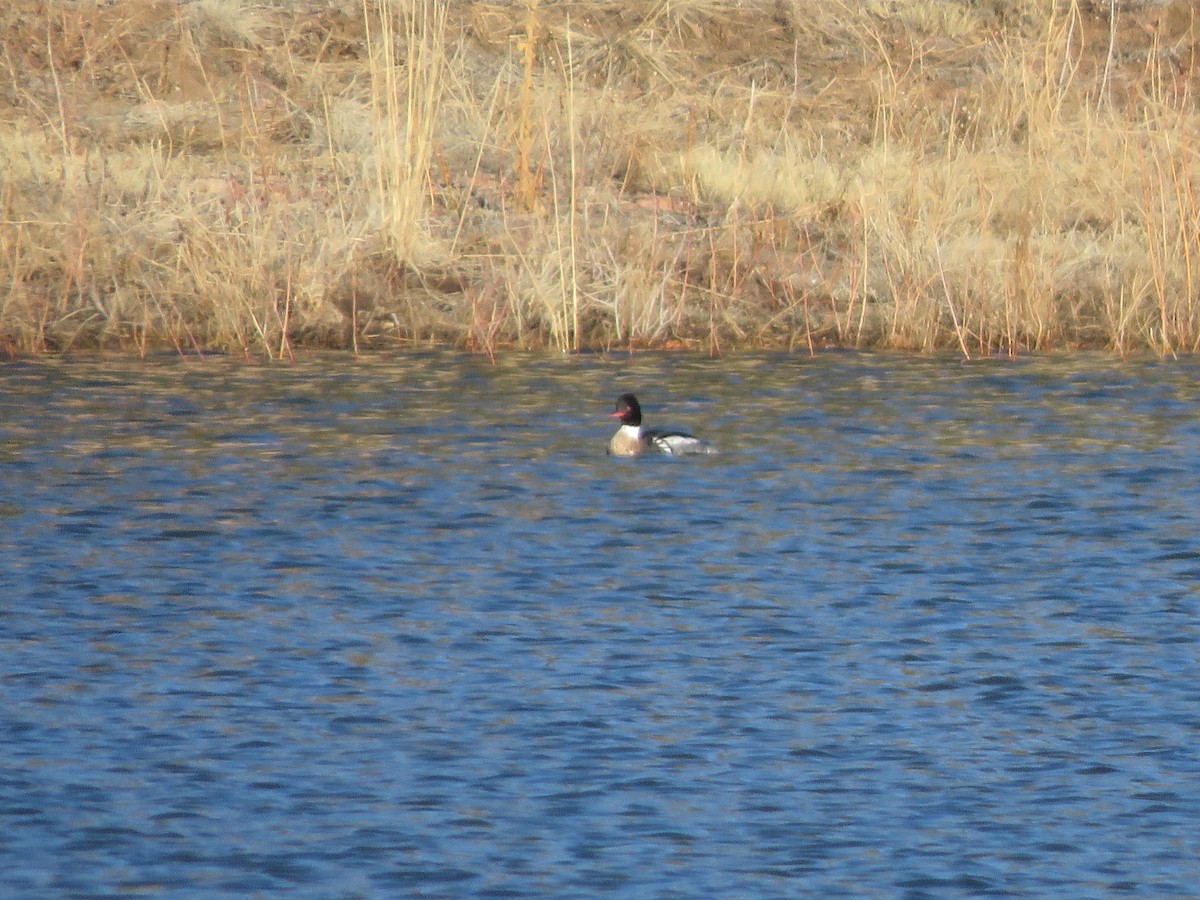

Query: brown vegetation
left=3, top=0, right=1200, bottom=356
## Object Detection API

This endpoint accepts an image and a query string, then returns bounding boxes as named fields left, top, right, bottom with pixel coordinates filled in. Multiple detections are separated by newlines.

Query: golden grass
left=3, top=0, right=1200, bottom=356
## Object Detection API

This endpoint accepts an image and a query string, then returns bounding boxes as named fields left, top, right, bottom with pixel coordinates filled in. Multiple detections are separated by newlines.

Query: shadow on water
left=2, top=352, right=1199, bottom=895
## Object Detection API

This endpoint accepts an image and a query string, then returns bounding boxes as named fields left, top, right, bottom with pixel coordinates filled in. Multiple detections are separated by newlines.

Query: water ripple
left=1, top=353, right=1198, bottom=895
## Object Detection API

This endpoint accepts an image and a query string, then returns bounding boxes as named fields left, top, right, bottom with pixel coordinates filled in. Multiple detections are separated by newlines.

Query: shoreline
left=4, top=1, right=1198, bottom=358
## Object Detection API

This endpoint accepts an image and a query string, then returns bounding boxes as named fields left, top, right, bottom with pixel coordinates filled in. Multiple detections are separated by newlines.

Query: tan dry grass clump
left=2, top=0, right=1199, bottom=356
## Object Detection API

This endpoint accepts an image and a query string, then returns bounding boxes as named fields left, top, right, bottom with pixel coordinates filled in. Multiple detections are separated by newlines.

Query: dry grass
left=3, top=0, right=1200, bottom=356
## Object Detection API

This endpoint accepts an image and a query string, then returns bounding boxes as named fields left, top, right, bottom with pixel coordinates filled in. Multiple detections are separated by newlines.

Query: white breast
left=608, top=424, right=644, bottom=456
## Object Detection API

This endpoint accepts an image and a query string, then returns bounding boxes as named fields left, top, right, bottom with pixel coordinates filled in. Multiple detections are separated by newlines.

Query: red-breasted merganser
left=607, top=393, right=718, bottom=456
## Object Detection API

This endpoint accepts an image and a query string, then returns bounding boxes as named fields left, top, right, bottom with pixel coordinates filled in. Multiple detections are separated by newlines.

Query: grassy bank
left=3, top=0, right=1199, bottom=357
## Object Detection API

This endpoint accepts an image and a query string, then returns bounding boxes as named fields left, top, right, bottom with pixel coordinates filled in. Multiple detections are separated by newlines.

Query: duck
left=607, top=393, right=718, bottom=456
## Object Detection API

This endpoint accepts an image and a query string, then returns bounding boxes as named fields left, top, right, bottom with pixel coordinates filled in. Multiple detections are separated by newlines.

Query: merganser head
left=609, top=393, right=643, bottom=427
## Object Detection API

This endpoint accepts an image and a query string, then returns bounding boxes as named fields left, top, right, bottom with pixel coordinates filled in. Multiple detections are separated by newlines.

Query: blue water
left=2, top=352, right=1199, bottom=897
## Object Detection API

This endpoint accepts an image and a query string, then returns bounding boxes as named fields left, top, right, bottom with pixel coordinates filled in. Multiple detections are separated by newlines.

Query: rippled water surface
left=3, top=352, right=1200, bottom=896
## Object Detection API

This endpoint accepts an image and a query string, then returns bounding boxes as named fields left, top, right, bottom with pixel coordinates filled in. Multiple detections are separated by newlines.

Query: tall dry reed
left=364, top=0, right=447, bottom=269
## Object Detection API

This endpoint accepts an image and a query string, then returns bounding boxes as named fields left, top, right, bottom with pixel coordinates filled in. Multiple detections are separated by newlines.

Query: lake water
left=2, top=351, right=1199, bottom=897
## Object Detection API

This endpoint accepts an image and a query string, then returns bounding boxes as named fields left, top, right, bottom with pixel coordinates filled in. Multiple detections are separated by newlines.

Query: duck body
left=607, top=393, right=718, bottom=457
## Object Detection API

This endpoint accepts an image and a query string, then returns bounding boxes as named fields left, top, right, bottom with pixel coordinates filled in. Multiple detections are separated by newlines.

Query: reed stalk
left=515, top=0, right=540, bottom=214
